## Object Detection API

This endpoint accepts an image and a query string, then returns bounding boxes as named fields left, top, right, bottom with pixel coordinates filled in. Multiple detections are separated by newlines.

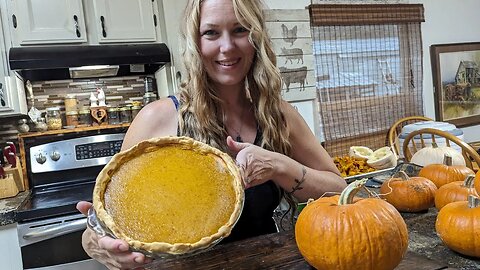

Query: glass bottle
left=17, top=119, right=30, bottom=133
left=35, top=117, right=48, bottom=132
left=65, top=111, right=79, bottom=127
left=46, top=107, right=62, bottom=130
left=78, top=108, right=92, bottom=127
left=107, top=107, right=120, bottom=125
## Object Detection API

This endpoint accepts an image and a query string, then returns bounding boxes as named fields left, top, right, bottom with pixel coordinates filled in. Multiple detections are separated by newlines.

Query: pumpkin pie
left=92, top=136, right=244, bottom=255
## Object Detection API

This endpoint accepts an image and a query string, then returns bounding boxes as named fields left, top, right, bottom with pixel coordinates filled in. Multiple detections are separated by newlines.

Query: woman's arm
left=227, top=101, right=346, bottom=202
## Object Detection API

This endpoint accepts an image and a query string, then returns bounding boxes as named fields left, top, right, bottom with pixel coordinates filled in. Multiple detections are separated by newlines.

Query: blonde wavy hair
left=178, top=0, right=291, bottom=158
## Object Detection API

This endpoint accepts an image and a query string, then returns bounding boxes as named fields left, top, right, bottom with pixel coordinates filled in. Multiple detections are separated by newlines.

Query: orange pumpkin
left=475, top=171, right=480, bottom=195
left=295, top=179, right=408, bottom=270
left=379, top=171, right=437, bottom=212
left=418, top=154, right=474, bottom=188
left=435, top=175, right=478, bottom=210
left=436, top=195, right=480, bottom=257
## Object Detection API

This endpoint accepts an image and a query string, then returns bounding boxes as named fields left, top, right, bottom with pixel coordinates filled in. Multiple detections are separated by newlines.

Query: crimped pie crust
left=93, top=136, right=244, bottom=255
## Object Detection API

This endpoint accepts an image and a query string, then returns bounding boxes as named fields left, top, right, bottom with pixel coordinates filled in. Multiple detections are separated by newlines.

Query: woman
left=77, top=0, right=346, bottom=268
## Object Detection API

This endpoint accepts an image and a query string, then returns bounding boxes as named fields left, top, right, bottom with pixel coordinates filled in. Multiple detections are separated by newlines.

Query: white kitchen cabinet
left=92, top=0, right=157, bottom=43
left=8, top=0, right=87, bottom=46
left=0, top=9, right=27, bottom=116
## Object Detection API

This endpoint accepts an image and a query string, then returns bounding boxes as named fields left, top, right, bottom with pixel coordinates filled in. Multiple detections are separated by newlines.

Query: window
left=309, top=4, right=425, bottom=157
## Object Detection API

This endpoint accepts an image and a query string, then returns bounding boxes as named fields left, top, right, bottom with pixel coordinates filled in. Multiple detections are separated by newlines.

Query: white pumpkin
left=367, top=146, right=398, bottom=170
left=349, top=146, right=374, bottom=160
left=410, top=143, right=466, bottom=167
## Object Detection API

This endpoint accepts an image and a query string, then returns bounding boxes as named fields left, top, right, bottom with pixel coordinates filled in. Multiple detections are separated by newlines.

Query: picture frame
left=430, top=42, right=480, bottom=127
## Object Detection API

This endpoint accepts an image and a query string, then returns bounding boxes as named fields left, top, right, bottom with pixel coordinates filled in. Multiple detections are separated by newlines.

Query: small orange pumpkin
left=418, top=153, right=474, bottom=188
left=436, top=195, right=480, bottom=258
left=475, top=171, right=480, bottom=195
left=379, top=171, right=437, bottom=212
left=295, top=179, right=408, bottom=270
left=435, top=175, right=478, bottom=210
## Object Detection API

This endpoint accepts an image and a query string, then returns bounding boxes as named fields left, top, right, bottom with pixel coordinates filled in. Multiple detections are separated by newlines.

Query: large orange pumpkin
left=435, top=175, right=478, bottom=210
left=295, top=179, right=408, bottom=270
left=418, top=154, right=474, bottom=188
left=436, top=195, right=480, bottom=257
left=379, top=171, right=437, bottom=212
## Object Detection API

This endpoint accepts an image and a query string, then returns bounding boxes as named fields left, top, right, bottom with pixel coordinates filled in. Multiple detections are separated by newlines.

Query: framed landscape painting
left=430, top=42, right=480, bottom=127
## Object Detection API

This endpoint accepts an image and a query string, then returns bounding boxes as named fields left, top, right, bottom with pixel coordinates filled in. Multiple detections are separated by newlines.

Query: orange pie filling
left=93, top=137, right=244, bottom=255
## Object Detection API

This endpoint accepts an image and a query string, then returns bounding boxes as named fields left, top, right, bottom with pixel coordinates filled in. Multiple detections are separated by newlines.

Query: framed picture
left=430, top=42, right=480, bottom=127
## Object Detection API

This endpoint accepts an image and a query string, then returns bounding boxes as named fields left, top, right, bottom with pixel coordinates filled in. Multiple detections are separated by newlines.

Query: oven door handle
left=23, top=218, right=87, bottom=242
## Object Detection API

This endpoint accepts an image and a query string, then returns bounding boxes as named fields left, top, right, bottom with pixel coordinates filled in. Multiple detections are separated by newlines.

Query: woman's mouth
left=216, top=59, right=240, bottom=66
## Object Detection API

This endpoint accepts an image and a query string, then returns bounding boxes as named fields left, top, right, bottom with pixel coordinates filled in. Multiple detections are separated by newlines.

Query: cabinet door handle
left=12, top=14, right=17, bottom=28
left=0, top=83, right=6, bottom=106
left=73, top=15, right=81, bottom=38
left=153, top=14, right=157, bottom=27
left=100, top=15, right=107, bottom=38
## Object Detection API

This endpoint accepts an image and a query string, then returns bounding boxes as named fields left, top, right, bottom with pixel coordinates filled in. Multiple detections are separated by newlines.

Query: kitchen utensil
left=8, top=152, right=16, bottom=168
left=0, top=166, right=5, bottom=179
left=6, top=142, right=16, bottom=155
left=26, top=80, right=42, bottom=123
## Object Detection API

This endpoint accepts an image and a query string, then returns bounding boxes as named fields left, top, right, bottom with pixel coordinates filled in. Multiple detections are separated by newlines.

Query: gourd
left=295, top=179, right=408, bottom=270
left=418, top=154, right=474, bottom=188
left=367, top=146, right=398, bottom=170
left=435, top=195, right=480, bottom=258
left=379, top=171, right=437, bottom=212
left=475, top=171, right=480, bottom=195
left=435, top=175, right=478, bottom=210
left=349, top=146, right=374, bottom=160
left=410, top=142, right=466, bottom=167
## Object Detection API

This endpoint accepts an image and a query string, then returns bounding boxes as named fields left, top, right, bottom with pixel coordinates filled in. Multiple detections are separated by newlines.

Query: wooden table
left=147, top=230, right=451, bottom=269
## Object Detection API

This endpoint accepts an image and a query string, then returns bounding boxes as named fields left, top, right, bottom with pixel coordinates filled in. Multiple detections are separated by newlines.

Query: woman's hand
left=226, top=136, right=279, bottom=189
left=76, top=201, right=152, bottom=270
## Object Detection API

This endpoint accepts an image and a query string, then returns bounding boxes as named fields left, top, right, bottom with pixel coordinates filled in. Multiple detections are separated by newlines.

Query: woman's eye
left=201, top=30, right=217, bottom=36
left=234, top=27, right=249, bottom=34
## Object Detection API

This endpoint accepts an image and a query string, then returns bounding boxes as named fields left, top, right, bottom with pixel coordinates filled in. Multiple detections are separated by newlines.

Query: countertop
left=147, top=208, right=479, bottom=270
left=0, top=191, right=29, bottom=226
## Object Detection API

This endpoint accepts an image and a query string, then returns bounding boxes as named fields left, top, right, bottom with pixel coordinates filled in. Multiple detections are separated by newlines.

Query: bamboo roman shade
left=309, top=4, right=425, bottom=157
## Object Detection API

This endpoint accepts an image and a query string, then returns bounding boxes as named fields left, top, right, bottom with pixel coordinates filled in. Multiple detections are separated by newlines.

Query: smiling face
left=199, top=0, right=256, bottom=89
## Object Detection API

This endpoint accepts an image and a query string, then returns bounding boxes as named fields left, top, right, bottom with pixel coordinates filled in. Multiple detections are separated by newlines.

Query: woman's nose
left=219, top=34, right=235, bottom=53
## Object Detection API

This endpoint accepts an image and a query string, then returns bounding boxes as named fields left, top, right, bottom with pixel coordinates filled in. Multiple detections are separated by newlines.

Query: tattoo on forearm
left=287, top=166, right=307, bottom=195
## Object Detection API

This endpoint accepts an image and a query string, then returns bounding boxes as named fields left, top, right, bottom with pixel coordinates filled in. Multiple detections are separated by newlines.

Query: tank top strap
left=168, top=95, right=180, bottom=111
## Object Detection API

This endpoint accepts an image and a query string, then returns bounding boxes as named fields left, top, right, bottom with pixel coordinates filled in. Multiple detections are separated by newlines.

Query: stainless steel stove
left=17, top=132, right=125, bottom=269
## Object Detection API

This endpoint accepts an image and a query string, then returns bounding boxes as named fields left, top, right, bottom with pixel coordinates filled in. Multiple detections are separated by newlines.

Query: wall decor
left=430, top=42, right=480, bottom=127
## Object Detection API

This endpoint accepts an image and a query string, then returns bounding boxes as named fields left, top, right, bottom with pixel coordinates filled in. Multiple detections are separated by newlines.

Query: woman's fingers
left=76, top=201, right=92, bottom=216
left=98, top=237, right=129, bottom=252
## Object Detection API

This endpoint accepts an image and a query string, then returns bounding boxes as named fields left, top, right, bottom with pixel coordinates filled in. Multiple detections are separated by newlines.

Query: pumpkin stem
left=462, top=175, right=476, bottom=188
left=432, top=142, right=438, bottom=148
left=339, top=178, right=368, bottom=205
left=468, top=195, right=480, bottom=208
left=442, top=153, right=453, bottom=166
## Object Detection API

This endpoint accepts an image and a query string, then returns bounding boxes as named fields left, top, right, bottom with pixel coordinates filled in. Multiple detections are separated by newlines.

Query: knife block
left=0, top=157, right=25, bottom=199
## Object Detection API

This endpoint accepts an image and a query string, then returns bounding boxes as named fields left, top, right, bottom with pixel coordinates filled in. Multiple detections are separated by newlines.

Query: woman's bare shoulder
left=121, top=97, right=179, bottom=150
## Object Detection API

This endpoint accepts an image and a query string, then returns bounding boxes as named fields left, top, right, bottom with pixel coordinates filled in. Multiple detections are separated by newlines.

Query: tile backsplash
left=0, top=75, right=152, bottom=147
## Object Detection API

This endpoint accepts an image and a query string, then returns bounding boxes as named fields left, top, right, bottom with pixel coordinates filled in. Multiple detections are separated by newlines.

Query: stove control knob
left=36, top=153, right=47, bottom=164
left=50, top=151, right=61, bottom=161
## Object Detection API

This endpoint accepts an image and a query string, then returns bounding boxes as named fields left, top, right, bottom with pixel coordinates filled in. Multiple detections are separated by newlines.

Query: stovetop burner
left=16, top=181, right=95, bottom=222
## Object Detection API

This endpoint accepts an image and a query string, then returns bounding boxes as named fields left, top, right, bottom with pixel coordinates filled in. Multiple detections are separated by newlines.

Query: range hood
left=9, top=43, right=170, bottom=81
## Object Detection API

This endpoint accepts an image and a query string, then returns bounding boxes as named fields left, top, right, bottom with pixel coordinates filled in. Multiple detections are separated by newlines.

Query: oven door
left=17, top=214, right=107, bottom=270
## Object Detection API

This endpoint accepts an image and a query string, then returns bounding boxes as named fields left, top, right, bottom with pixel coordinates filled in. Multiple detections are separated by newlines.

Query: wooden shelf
left=18, top=123, right=130, bottom=139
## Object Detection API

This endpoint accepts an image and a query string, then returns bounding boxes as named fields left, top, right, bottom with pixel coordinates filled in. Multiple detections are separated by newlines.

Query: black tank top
left=167, top=96, right=281, bottom=242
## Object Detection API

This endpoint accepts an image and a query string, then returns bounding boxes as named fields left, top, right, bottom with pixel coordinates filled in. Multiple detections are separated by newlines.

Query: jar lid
left=65, top=94, right=77, bottom=99
left=46, top=107, right=61, bottom=111
left=143, top=92, right=157, bottom=97
left=132, top=105, right=142, bottom=109
left=66, top=110, right=78, bottom=115
left=78, top=109, right=90, bottom=114
left=119, top=107, right=131, bottom=111
left=107, top=107, right=120, bottom=112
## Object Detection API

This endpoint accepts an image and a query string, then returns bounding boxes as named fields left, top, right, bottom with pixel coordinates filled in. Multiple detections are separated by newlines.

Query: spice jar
left=64, top=94, right=77, bottom=113
left=131, top=105, right=142, bottom=120
left=46, top=107, right=62, bottom=130
left=35, top=117, right=48, bottom=132
left=119, top=106, right=132, bottom=123
left=78, top=108, right=92, bottom=127
left=107, top=107, right=120, bottom=125
left=65, top=111, right=79, bottom=127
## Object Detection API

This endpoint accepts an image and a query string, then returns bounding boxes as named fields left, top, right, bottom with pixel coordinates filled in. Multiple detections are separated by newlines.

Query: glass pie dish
left=90, top=136, right=245, bottom=258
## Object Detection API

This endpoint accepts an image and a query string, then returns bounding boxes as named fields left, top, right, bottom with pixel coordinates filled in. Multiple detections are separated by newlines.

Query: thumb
left=226, top=136, right=251, bottom=155
left=76, top=201, right=93, bottom=216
